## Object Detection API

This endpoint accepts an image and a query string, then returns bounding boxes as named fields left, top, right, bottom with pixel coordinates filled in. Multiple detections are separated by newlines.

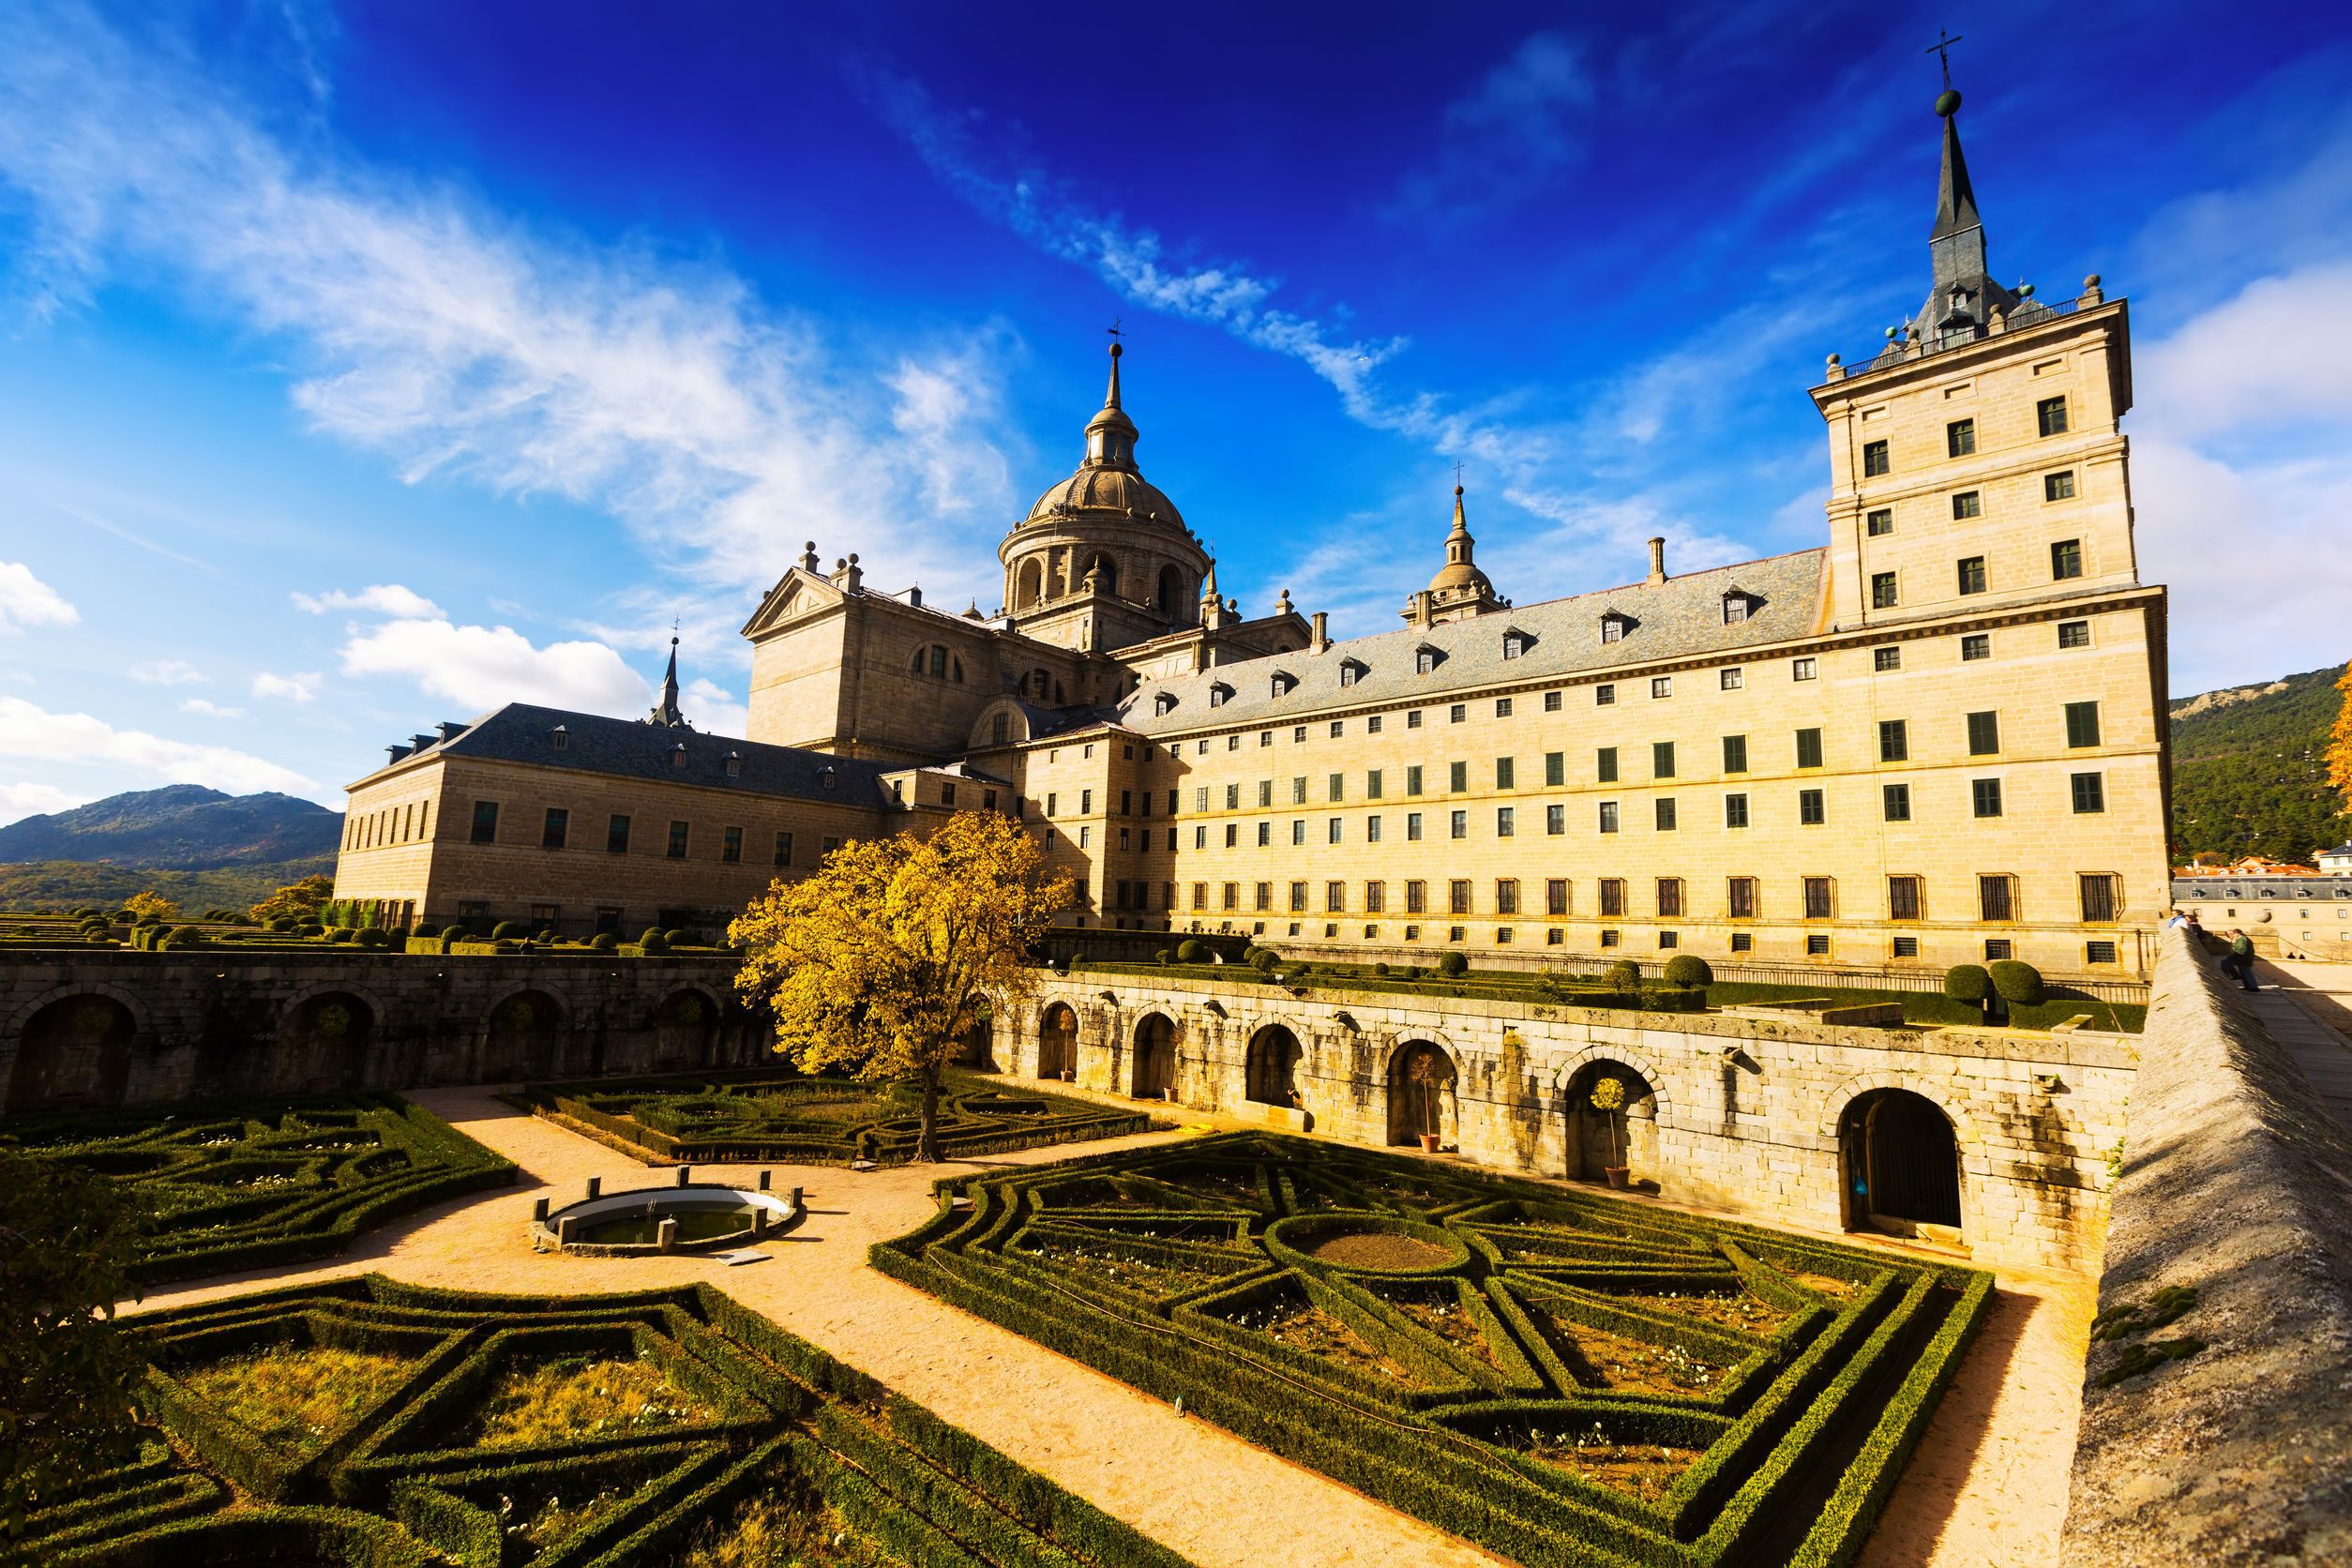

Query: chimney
left=1310, top=611, right=1330, bottom=654
left=1647, top=536, right=1667, bottom=586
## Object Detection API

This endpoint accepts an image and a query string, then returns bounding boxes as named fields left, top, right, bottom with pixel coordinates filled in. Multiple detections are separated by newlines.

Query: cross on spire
left=1106, top=317, right=1123, bottom=343
left=1925, top=28, right=1963, bottom=89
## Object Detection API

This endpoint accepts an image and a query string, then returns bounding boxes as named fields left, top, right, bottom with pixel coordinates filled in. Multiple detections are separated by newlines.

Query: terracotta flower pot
left=1605, top=1165, right=1633, bottom=1190
left=1419, top=1133, right=1443, bottom=1153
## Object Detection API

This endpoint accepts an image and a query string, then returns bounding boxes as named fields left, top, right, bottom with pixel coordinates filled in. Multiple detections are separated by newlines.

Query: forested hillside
left=0, top=785, right=339, bottom=912
left=2169, top=664, right=2348, bottom=863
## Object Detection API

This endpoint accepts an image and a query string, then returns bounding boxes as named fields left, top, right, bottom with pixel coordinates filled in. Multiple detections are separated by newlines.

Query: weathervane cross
left=1925, top=28, right=1963, bottom=88
left=1453, top=460, right=1465, bottom=488
left=1106, top=317, right=1123, bottom=343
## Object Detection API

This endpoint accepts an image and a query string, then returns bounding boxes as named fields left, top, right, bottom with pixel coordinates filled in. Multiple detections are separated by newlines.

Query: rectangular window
left=1291, top=776, right=1307, bottom=805
left=1365, top=881, right=1386, bottom=913
left=716, top=825, right=739, bottom=864
left=1366, top=769, right=1383, bottom=799
left=1256, top=882, right=1273, bottom=912
left=1496, top=807, right=1515, bottom=837
left=1289, top=882, right=1309, bottom=913
left=1980, top=875, right=2016, bottom=922
left=1407, top=764, right=1424, bottom=795
left=1325, top=881, right=1346, bottom=912
left=1721, top=667, right=1744, bottom=690
left=1962, top=632, right=1991, bottom=661
left=470, top=800, right=499, bottom=844
left=1597, top=746, right=1618, bottom=783
left=1958, top=556, right=1987, bottom=595
left=1596, top=683, right=1616, bottom=706
left=2045, top=470, right=2076, bottom=501
left=1368, top=715, right=1383, bottom=733
left=1656, top=878, right=1683, bottom=918
left=1601, top=929, right=1621, bottom=948
left=1862, top=439, right=1889, bottom=476
left=1799, top=788, right=1826, bottom=825
left=1806, top=934, right=1832, bottom=957
left=1545, top=803, right=1564, bottom=836
left=1407, top=709, right=1424, bottom=729
left=1599, top=879, right=1626, bottom=917
left=1883, top=782, right=1912, bottom=822
left=1496, top=698, right=1514, bottom=717
left=1405, top=880, right=1427, bottom=914
left=1972, top=778, right=2004, bottom=819
left=1725, top=792, right=1750, bottom=828
left=1803, top=877, right=1833, bottom=919
left=1496, top=757, right=1515, bottom=790
left=1723, top=733, right=1748, bottom=774
left=1291, top=821, right=1306, bottom=846
left=1651, top=675, right=1673, bottom=700
left=1406, top=811, right=1423, bottom=840
left=667, top=821, right=689, bottom=859
left=1192, top=787, right=1207, bottom=813
left=1496, top=879, right=1520, bottom=915
left=2058, top=620, right=2090, bottom=649
left=1215, top=882, right=1234, bottom=912
left=1257, top=822, right=1271, bottom=846
left=2080, top=873, right=2121, bottom=923
left=1227, top=824, right=1240, bottom=848
left=2087, top=940, right=2118, bottom=965
left=773, top=830, right=792, bottom=867
left=1727, top=877, right=1757, bottom=919
left=1450, top=703, right=1467, bottom=724
left=1875, top=646, right=1902, bottom=671
left=1327, top=773, right=1344, bottom=801
left=1866, top=507, right=1893, bottom=536
left=1080, top=790, right=1093, bottom=813
left=1654, top=798, right=1677, bottom=832
left=1449, top=880, right=1472, bottom=915
left=1545, top=751, right=1564, bottom=787
left=1327, top=818, right=1341, bottom=844
left=2066, top=701, right=2103, bottom=747
left=1449, top=761, right=1468, bottom=792
left=1729, top=932, right=1753, bottom=953
left=1889, top=875, right=1922, bottom=921
left=1651, top=741, right=1676, bottom=779
left=1544, top=690, right=1562, bottom=712
left=1366, top=816, right=1382, bottom=843
left=1222, top=784, right=1239, bottom=810
left=1191, top=882, right=1209, bottom=912
left=1792, top=657, right=1817, bottom=682
left=2038, top=395, right=2069, bottom=436
left=2072, top=772, right=2106, bottom=813
left=1872, top=571, right=1899, bottom=610
left=1947, top=417, right=1976, bottom=458
left=2052, top=538, right=2083, bottom=580
left=1878, top=718, right=1908, bottom=762
left=1968, top=710, right=2000, bottom=754
left=542, top=807, right=568, bottom=849
left=1450, top=809, right=1468, bottom=839
left=1546, top=879, right=1569, bottom=916
left=1599, top=801, right=1620, bottom=834
left=1795, top=728, right=1823, bottom=769
left=1255, top=780, right=1272, bottom=808
left=609, top=814, right=631, bottom=854
left=1331, top=720, right=1346, bottom=737
left=1952, top=490, right=1982, bottom=520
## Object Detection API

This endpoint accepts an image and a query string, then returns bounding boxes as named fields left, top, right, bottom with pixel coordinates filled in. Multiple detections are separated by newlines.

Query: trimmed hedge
left=21, top=1274, right=1191, bottom=1568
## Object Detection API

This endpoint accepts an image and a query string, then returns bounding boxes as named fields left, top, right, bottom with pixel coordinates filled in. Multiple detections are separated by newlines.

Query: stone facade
left=998, top=970, right=2135, bottom=1271
left=0, top=950, right=763, bottom=1112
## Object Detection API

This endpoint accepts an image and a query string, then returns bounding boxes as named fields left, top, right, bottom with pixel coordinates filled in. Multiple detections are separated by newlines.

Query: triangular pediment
left=740, top=567, right=847, bottom=639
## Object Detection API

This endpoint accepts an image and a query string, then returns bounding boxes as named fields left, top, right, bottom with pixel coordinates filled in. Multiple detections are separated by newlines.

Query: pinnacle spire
left=646, top=633, right=688, bottom=729
left=1081, top=337, right=1139, bottom=472
left=1911, top=71, right=2014, bottom=345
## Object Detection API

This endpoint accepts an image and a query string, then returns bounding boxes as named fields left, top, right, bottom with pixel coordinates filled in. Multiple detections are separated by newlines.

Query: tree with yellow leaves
left=2329, top=659, right=2352, bottom=818
left=121, top=890, right=177, bottom=923
left=249, top=873, right=335, bottom=925
left=728, top=810, right=1072, bottom=1161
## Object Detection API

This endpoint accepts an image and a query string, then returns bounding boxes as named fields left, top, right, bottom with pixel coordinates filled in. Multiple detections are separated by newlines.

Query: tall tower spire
left=1083, top=334, right=1138, bottom=472
left=645, top=634, right=688, bottom=729
left=1911, top=50, right=2016, bottom=346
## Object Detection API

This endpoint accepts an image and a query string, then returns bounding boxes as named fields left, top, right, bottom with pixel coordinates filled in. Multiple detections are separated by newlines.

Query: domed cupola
left=1403, top=484, right=1506, bottom=627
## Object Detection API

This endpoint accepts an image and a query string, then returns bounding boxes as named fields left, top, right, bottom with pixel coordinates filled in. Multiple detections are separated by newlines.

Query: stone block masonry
left=1001, top=970, right=2135, bottom=1271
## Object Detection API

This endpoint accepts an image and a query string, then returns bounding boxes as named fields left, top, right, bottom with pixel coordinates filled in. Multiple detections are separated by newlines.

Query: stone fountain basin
left=535, top=1184, right=801, bottom=1256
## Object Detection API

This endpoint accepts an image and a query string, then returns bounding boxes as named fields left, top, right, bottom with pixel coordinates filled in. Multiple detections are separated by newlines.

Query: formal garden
left=3, top=1093, right=515, bottom=1283
left=876, top=1131, right=1993, bottom=1568
left=0, top=907, right=734, bottom=956
left=17, top=1274, right=1187, bottom=1568
left=519, top=1069, right=1160, bottom=1168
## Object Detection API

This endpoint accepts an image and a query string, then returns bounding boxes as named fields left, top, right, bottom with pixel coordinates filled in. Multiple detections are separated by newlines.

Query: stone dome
left=1427, top=556, right=1493, bottom=594
left=1023, top=466, right=1187, bottom=531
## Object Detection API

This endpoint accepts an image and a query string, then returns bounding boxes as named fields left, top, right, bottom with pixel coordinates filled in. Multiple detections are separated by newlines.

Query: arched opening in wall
left=1244, top=1025, right=1303, bottom=1107
left=1036, top=1003, right=1078, bottom=1081
left=1156, top=563, right=1183, bottom=612
left=6, top=995, right=134, bottom=1112
left=1087, top=554, right=1118, bottom=596
left=1840, top=1089, right=1964, bottom=1239
left=1016, top=558, right=1044, bottom=610
left=1130, top=1012, right=1176, bottom=1100
left=1386, top=1041, right=1455, bottom=1147
left=279, top=992, right=374, bottom=1094
left=482, top=989, right=562, bottom=1084
left=1563, top=1060, right=1656, bottom=1184
left=653, top=988, right=719, bottom=1074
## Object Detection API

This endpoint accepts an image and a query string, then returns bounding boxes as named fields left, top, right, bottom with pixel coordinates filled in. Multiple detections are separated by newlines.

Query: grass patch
left=670, top=1490, right=889, bottom=1568
left=180, top=1344, right=409, bottom=1451
left=470, top=1353, right=715, bottom=1447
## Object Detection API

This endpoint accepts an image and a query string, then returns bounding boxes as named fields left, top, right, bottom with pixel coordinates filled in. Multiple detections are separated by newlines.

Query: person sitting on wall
left=2218, top=928, right=2260, bottom=993
left=2164, top=908, right=2187, bottom=930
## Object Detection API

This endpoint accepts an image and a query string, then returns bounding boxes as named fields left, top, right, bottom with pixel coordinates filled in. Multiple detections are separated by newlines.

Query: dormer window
left=724, top=751, right=742, bottom=777
left=1721, top=590, right=1755, bottom=625
left=1270, top=671, right=1296, bottom=699
left=1209, top=683, right=1231, bottom=709
left=1338, top=659, right=1364, bottom=687
left=1153, top=692, right=1176, bottom=717
left=671, top=743, right=688, bottom=769
left=1501, top=628, right=1530, bottom=660
left=1414, top=645, right=1441, bottom=675
left=1600, top=611, right=1633, bottom=644
left=550, top=725, right=568, bottom=751
left=820, top=766, right=837, bottom=791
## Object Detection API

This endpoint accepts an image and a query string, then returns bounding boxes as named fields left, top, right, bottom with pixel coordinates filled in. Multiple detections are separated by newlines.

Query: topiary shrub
left=162, top=925, right=204, bottom=949
left=1155, top=949, right=1173, bottom=965
left=325, top=927, right=356, bottom=944
left=1176, top=938, right=1207, bottom=963
left=267, top=916, right=296, bottom=932
left=590, top=932, right=618, bottom=952
left=493, top=939, right=520, bottom=954
left=1372, top=961, right=1391, bottom=976
left=297, top=922, right=326, bottom=938
left=640, top=930, right=671, bottom=954
left=355, top=927, right=388, bottom=948
left=440, top=925, right=467, bottom=941
left=1249, top=947, right=1278, bottom=972
left=1662, top=954, right=1713, bottom=988
left=1943, top=963, right=1993, bottom=1003
left=1066, top=951, right=1086, bottom=970
left=1435, top=952, right=1468, bottom=977
left=491, top=921, right=528, bottom=941
left=664, top=928, right=690, bottom=946
left=1605, top=959, right=1642, bottom=991
left=1988, top=959, right=2044, bottom=1006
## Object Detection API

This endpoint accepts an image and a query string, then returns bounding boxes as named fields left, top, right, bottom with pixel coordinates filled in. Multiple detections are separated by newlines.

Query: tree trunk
left=917, top=1063, right=942, bottom=1163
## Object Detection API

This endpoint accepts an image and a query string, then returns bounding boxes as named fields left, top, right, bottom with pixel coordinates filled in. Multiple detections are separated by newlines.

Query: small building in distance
left=2171, top=854, right=2352, bottom=959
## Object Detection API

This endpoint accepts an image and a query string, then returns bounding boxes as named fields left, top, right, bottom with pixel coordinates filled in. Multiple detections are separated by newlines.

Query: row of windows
left=1859, top=397, right=2070, bottom=477
left=1134, top=871, right=2124, bottom=923
left=1871, top=539, right=2087, bottom=609
left=346, top=799, right=430, bottom=851
left=1862, top=468, right=2077, bottom=541
left=466, top=801, right=838, bottom=866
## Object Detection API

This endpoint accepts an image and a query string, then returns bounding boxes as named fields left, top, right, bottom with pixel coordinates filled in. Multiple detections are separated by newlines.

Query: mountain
left=0, top=785, right=342, bottom=869
left=2169, top=665, right=2348, bottom=864
left=0, top=860, right=329, bottom=913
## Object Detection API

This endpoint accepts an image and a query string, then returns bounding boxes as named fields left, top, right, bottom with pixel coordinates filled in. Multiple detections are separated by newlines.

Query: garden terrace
left=18, top=1273, right=1190, bottom=1568
left=520, top=1068, right=1161, bottom=1167
left=1, top=1093, right=515, bottom=1284
left=876, top=1131, right=1995, bottom=1568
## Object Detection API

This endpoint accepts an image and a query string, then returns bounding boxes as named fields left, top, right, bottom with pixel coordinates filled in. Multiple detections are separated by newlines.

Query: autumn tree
left=249, top=873, right=335, bottom=925
left=120, top=891, right=177, bottom=923
left=2329, top=659, right=2352, bottom=820
left=729, top=810, right=1072, bottom=1161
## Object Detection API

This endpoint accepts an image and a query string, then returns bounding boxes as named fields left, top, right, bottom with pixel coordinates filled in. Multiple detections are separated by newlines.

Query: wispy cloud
left=129, top=657, right=205, bottom=686
left=251, top=670, right=322, bottom=703
left=0, top=778, right=83, bottom=825
left=1387, top=32, right=1595, bottom=227
left=0, top=1, right=1019, bottom=602
left=293, top=583, right=444, bottom=618
left=179, top=697, right=246, bottom=718
left=0, top=694, right=312, bottom=794
left=0, top=560, right=78, bottom=631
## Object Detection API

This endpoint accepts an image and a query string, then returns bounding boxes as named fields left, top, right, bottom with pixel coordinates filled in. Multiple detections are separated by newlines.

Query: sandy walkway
left=127, top=1084, right=2095, bottom=1567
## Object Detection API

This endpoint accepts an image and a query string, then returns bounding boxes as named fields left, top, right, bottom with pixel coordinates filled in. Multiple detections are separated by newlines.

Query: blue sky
left=1, top=0, right=2348, bottom=822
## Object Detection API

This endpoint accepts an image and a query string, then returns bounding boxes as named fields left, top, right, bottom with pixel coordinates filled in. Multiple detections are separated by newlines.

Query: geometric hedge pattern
left=24, top=1274, right=1193, bottom=1568
left=522, top=1070, right=1155, bottom=1167
left=4, top=1093, right=516, bottom=1285
left=875, top=1132, right=1994, bottom=1568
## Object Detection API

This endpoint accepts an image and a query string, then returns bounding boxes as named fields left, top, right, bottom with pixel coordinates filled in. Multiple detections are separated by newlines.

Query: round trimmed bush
left=490, top=921, right=528, bottom=941
left=639, top=930, right=670, bottom=954
left=1176, top=938, right=1207, bottom=963
left=1435, top=952, right=1468, bottom=977
left=1943, top=963, right=1993, bottom=1003
left=590, top=931, right=617, bottom=952
left=1372, top=961, right=1391, bottom=976
left=1155, top=949, right=1173, bottom=965
left=267, top=916, right=296, bottom=932
left=664, top=928, right=690, bottom=946
left=1605, top=959, right=1642, bottom=990
left=1249, top=947, right=1278, bottom=972
left=297, top=922, right=326, bottom=938
left=1988, top=959, right=2044, bottom=1006
left=638, top=927, right=664, bottom=946
left=440, top=925, right=466, bottom=941
left=326, top=927, right=355, bottom=944
left=1067, top=950, right=1086, bottom=969
left=355, top=927, right=388, bottom=947
left=1662, top=954, right=1714, bottom=988
left=163, top=925, right=204, bottom=948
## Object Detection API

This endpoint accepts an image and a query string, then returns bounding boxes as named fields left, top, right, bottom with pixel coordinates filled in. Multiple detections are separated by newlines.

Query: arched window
left=928, top=646, right=948, bottom=677
left=992, top=713, right=1010, bottom=745
left=1157, top=563, right=1183, bottom=611
left=1016, top=558, right=1044, bottom=609
left=1841, top=1089, right=1964, bottom=1234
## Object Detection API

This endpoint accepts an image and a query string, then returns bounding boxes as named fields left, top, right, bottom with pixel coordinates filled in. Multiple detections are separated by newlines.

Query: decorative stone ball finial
left=1935, top=87, right=1962, bottom=117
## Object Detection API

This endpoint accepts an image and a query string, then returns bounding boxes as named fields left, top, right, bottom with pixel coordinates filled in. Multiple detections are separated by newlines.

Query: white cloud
left=179, top=697, right=246, bottom=717
left=130, top=657, right=206, bottom=686
left=0, top=695, right=312, bottom=794
left=0, top=779, right=83, bottom=825
left=291, top=583, right=444, bottom=618
left=0, top=560, right=78, bottom=631
left=0, top=2, right=1018, bottom=600
left=1388, top=33, right=1594, bottom=225
left=339, top=616, right=647, bottom=716
left=251, top=670, right=322, bottom=703
left=681, top=676, right=749, bottom=739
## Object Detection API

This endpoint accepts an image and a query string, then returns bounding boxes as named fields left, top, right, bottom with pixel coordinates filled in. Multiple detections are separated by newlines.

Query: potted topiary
left=1590, top=1076, right=1634, bottom=1187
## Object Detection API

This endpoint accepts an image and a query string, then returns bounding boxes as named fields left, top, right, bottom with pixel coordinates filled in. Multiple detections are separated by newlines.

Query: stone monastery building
left=333, top=91, right=2169, bottom=983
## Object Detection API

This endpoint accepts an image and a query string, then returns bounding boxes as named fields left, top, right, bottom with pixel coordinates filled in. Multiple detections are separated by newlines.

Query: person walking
left=2220, top=928, right=2259, bottom=992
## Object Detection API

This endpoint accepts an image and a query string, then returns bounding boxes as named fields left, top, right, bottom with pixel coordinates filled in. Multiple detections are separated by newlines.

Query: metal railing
left=1828, top=294, right=2083, bottom=381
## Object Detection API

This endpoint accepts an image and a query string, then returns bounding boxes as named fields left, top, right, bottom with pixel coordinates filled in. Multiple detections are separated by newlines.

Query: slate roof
left=354, top=703, right=897, bottom=808
left=1115, top=549, right=1827, bottom=735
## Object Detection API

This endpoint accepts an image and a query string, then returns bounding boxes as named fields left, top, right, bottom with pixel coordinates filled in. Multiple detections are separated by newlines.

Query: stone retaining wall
left=2061, top=929, right=2352, bottom=1564
left=998, top=971, right=2136, bottom=1270
left=0, top=950, right=765, bottom=1110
